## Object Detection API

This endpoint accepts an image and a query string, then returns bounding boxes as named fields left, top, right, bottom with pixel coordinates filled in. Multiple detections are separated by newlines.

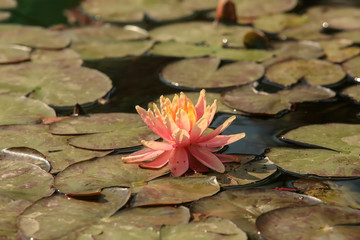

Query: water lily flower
left=122, top=90, right=245, bottom=177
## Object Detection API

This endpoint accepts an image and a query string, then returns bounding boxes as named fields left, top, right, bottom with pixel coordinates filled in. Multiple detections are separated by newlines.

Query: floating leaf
left=342, top=85, right=360, bottom=102
left=279, top=22, right=330, bottom=41
left=0, top=62, right=113, bottom=107
left=0, top=11, right=10, bottom=21
left=235, top=0, right=297, bottom=19
left=222, top=83, right=335, bottom=115
left=318, top=39, right=360, bottom=63
left=50, top=113, right=159, bottom=150
left=254, top=13, right=309, bottom=33
left=161, top=57, right=264, bottom=89
left=0, top=24, right=70, bottom=49
left=0, top=44, right=30, bottom=64
left=191, top=188, right=321, bottom=236
left=0, top=0, right=16, bottom=9
left=0, top=95, right=55, bottom=126
left=266, top=59, right=346, bottom=86
left=30, top=48, right=83, bottom=67
left=256, top=204, right=360, bottom=240
left=342, top=56, right=360, bottom=80
left=133, top=177, right=220, bottom=207
left=18, top=187, right=131, bottom=240
left=161, top=217, right=247, bottom=240
left=335, top=30, right=360, bottom=44
left=55, top=154, right=170, bottom=195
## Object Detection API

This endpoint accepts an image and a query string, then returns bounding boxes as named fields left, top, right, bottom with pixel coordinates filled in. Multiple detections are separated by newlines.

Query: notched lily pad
left=55, top=154, right=170, bottom=195
left=254, top=13, right=309, bottom=34
left=266, top=59, right=346, bottom=86
left=342, top=56, right=360, bottom=80
left=222, top=83, right=335, bottom=115
left=318, top=39, right=360, bottom=63
left=133, top=177, right=220, bottom=207
left=257, top=204, right=360, bottom=240
left=161, top=57, right=264, bottom=89
left=342, top=85, right=360, bottom=102
left=0, top=44, right=30, bottom=64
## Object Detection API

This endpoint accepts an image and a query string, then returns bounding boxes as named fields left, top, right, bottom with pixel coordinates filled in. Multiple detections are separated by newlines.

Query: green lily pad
left=0, top=44, right=30, bottom=64
left=30, top=48, right=83, bottom=67
left=0, top=147, right=51, bottom=172
left=254, top=13, right=309, bottom=34
left=221, top=83, right=335, bottom=115
left=256, top=204, right=360, bottom=240
left=279, top=22, right=330, bottom=41
left=191, top=188, right=321, bottom=237
left=318, top=39, right=360, bottom=63
left=55, top=154, right=170, bottom=195
left=18, top=187, right=131, bottom=240
left=0, top=0, right=16, bottom=9
left=0, top=62, right=113, bottom=107
left=342, top=85, right=360, bottom=102
left=0, top=24, right=70, bottom=49
left=0, top=124, right=110, bottom=173
left=82, top=0, right=218, bottom=23
left=266, top=59, right=346, bottom=86
left=161, top=57, right=264, bottom=89
left=342, top=56, right=360, bottom=80
left=50, top=113, right=159, bottom=150
left=335, top=30, right=360, bottom=44
left=161, top=217, right=247, bottom=240
left=133, top=177, right=220, bottom=207
left=0, top=95, right=55, bottom=126
left=0, top=161, right=54, bottom=201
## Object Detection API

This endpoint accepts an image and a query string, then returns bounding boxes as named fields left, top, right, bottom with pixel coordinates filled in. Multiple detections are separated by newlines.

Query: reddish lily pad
left=18, top=187, right=131, bottom=240
left=191, top=188, right=321, bottom=237
left=266, top=59, right=346, bottom=86
left=161, top=217, right=247, bottom=240
left=342, top=85, right=360, bottom=102
left=161, top=57, right=264, bottom=89
left=222, top=83, right=335, bottom=115
left=342, top=56, right=360, bottom=80
left=254, top=13, right=309, bottom=34
left=55, top=154, right=170, bottom=195
left=0, top=95, right=55, bottom=126
left=318, top=39, right=360, bottom=63
left=0, top=24, right=70, bottom=49
left=133, top=177, right=220, bottom=207
left=256, top=204, right=360, bottom=240
left=30, top=48, right=83, bottom=67
left=0, top=44, right=30, bottom=64
left=50, top=113, right=159, bottom=150
left=0, top=0, right=16, bottom=9
left=0, top=62, right=113, bottom=107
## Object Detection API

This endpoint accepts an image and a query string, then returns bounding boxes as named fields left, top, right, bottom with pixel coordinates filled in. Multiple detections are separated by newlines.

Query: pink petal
left=190, top=118, right=208, bottom=141
left=199, top=116, right=236, bottom=142
left=172, top=128, right=190, bottom=146
left=147, top=109, right=173, bottom=142
left=175, top=108, right=191, bottom=132
left=215, top=154, right=241, bottom=163
left=197, top=132, right=245, bottom=148
left=188, top=150, right=209, bottom=172
left=195, top=89, right=206, bottom=120
left=164, top=113, right=179, bottom=134
left=168, top=147, right=189, bottom=177
left=188, top=145, right=225, bottom=173
left=141, top=140, right=173, bottom=151
left=140, top=150, right=173, bottom=169
left=122, top=148, right=164, bottom=163
left=207, top=100, right=217, bottom=125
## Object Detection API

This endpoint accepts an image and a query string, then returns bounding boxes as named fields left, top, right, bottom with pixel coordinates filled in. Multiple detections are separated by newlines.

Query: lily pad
left=0, top=11, right=10, bottom=21
left=0, top=124, right=110, bottom=173
left=342, top=56, right=360, bottom=80
left=191, top=188, right=321, bottom=236
left=266, top=59, right=346, bottom=86
left=279, top=22, right=330, bottom=41
left=30, top=48, right=83, bottom=67
left=342, top=85, right=360, bottom=102
left=18, top=187, right=131, bottom=240
left=50, top=113, right=159, bottom=150
left=161, top=57, right=264, bottom=89
left=161, top=217, right=247, bottom=240
left=0, top=0, right=16, bottom=9
left=221, top=83, right=335, bottom=115
left=318, top=39, right=360, bottom=63
left=0, top=62, right=113, bottom=107
left=0, top=44, right=30, bottom=64
left=254, top=13, right=309, bottom=34
left=0, top=95, right=55, bottom=126
left=256, top=204, right=360, bottom=240
left=55, top=154, right=170, bottom=195
left=133, top=177, right=220, bottom=207
left=0, top=24, right=70, bottom=49
left=335, top=30, right=360, bottom=44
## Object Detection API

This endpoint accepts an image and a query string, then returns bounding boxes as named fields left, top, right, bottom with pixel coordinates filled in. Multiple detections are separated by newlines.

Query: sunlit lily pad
left=151, top=41, right=273, bottom=61
left=256, top=204, right=360, bottom=240
left=342, top=56, right=360, bottom=80
left=133, top=177, right=220, bottom=207
left=82, top=0, right=218, bottom=23
left=342, top=85, right=360, bottom=102
left=0, top=124, right=110, bottom=173
left=335, top=30, right=360, bottom=44
left=191, top=188, right=321, bottom=236
left=161, top=217, right=247, bottom=240
left=0, top=62, right=113, bottom=107
left=55, top=154, right=170, bottom=195
left=0, top=44, right=30, bottom=64
left=222, top=83, right=335, bottom=115
left=235, top=0, right=297, bottom=19
left=266, top=59, right=346, bottom=86
left=50, top=113, right=159, bottom=150
left=161, top=57, right=264, bottom=89
left=0, top=95, right=55, bottom=126
left=0, top=24, right=70, bottom=49
left=0, top=11, right=10, bottom=21
left=254, top=13, right=309, bottom=33
left=18, top=187, right=130, bottom=240
left=30, top=48, right=83, bottom=67
left=318, top=39, right=360, bottom=63
left=0, top=0, right=16, bottom=9
left=279, top=22, right=330, bottom=41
